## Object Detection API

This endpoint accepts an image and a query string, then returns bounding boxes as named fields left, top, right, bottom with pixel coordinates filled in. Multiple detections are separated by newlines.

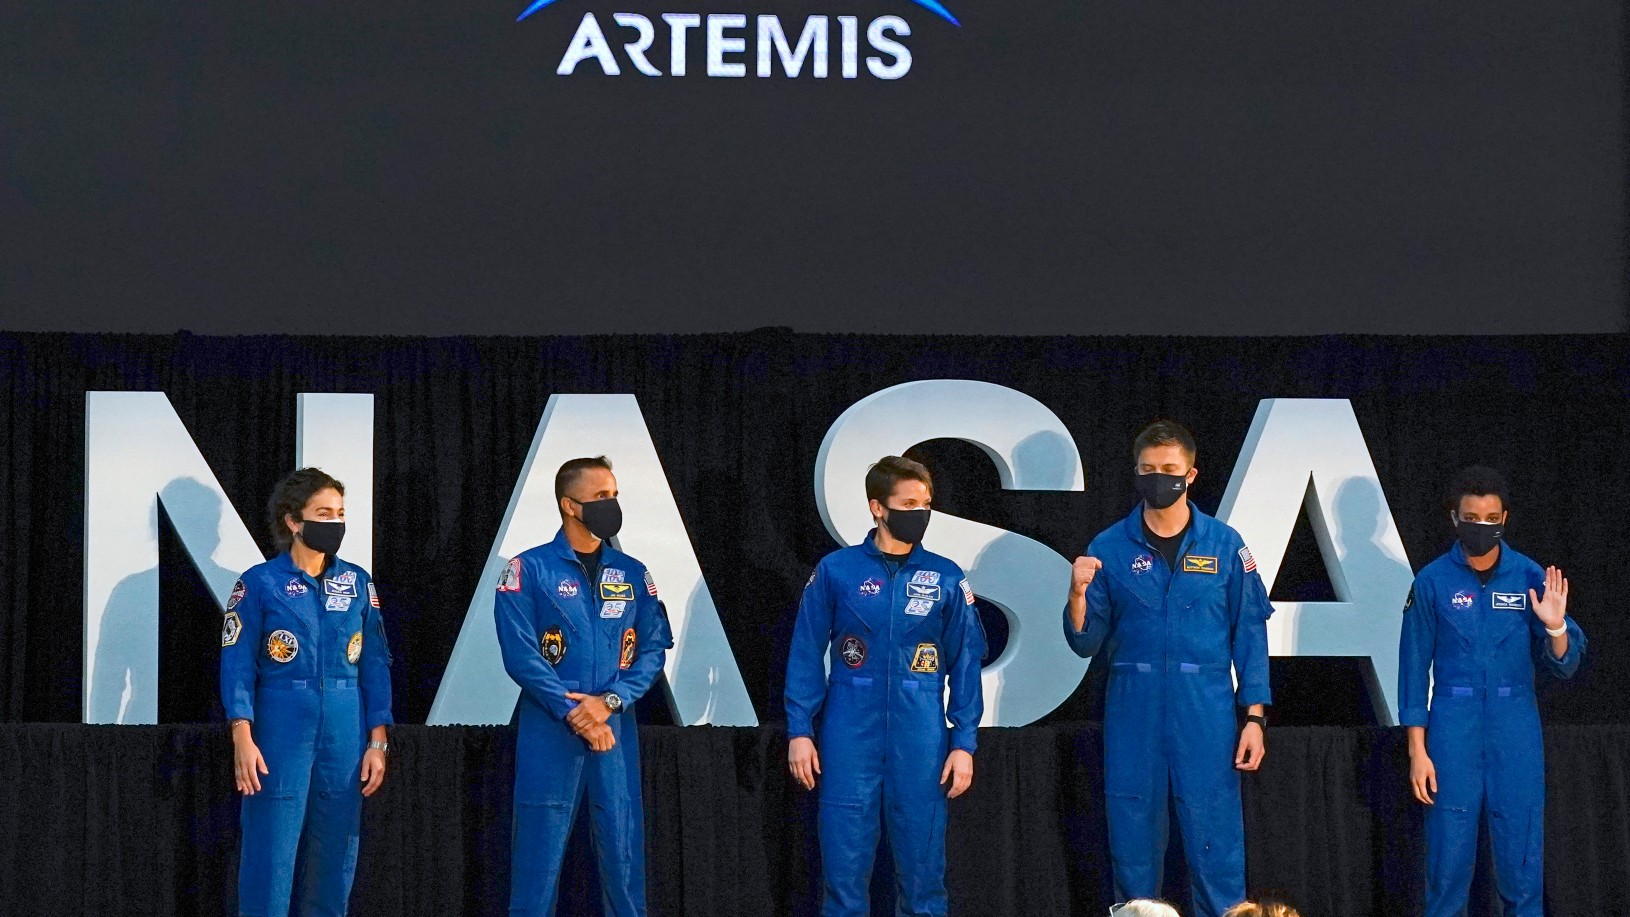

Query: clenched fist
left=1071, top=556, right=1103, bottom=596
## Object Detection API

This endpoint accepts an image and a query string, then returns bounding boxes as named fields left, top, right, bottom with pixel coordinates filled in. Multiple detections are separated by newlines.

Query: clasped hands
left=565, top=691, right=617, bottom=752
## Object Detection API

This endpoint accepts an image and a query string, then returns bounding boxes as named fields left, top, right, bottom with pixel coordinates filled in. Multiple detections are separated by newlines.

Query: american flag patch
left=960, top=580, right=976, bottom=606
left=644, top=570, right=659, bottom=596
left=1239, top=547, right=1257, bottom=573
left=367, top=582, right=380, bottom=608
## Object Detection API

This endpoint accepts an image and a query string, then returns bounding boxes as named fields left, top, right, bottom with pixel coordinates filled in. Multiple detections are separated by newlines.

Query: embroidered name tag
left=1182, top=555, right=1218, bottom=575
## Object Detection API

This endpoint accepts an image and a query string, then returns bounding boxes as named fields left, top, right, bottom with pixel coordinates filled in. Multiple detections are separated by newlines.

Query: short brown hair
left=865, top=455, right=933, bottom=503
left=1132, top=419, right=1197, bottom=464
left=267, top=468, right=345, bottom=552
left=555, top=456, right=613, bottom=502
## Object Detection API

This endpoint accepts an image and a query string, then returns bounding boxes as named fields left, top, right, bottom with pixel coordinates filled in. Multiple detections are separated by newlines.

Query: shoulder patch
left=645, top=568, right=659, bottom=597
left=367, top=582, right=380, bottom=609
left=960, top=579, right=976, bottom=606
left=221, top=612, right=241, bottom=647
left=1238, top=546, right=1257, bottom=573
left=1402, top=585, right=1415, bottom=613
left=498, top=557, right=522, bottom=593
left=226, top=579, right=246, bottom=611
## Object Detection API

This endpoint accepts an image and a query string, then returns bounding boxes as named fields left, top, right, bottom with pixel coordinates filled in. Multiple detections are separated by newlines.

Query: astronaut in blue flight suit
left=496, top=456, right=673, bottom=917
left=785, top=455, right=987, bottom=917
left=220, top=468, right=393, bottom=917
left=1400, top=466, right=1585, bottom=917
left=1062, top=421, right=1271, bottom=917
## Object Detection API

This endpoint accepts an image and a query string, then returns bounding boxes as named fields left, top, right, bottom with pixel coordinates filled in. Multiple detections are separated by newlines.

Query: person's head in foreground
left=1222, top=900, right=1302, bottom=917
left=1110, top=900, right=1181, bottom=917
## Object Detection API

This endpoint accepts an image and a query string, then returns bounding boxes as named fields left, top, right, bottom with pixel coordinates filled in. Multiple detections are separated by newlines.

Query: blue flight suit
left=785, top=532, right=987, bottom=917
left=1062, top=505, right=1272, bottom=917
left=1398, top=542, right=1586, bottom=916
left=220, top=552, right=394, bottom=917
left=495, top=529, right=673, bottom=917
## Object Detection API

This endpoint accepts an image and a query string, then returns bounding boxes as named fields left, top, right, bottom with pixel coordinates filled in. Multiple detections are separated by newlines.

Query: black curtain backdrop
left=2, top=330, right=1626, bottom=726
left=1, top=723, right=1628, bottom=916
left=4, top=331, right=1630, bottom=914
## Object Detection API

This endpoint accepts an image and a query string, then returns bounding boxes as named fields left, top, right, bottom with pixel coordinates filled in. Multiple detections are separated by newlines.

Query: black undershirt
left=1143, top=516, right=1192, bottom=571
left=882, top=550, right=911, bottom=576
left=575, top=548, right=603, bottom=583
left=1474, top=564, right=1498, bottom=586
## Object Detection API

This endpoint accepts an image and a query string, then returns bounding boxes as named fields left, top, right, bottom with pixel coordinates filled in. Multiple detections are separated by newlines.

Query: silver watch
left=368, top=740, right=389, bottom=755
left=602, top=692, right=624, bottom=714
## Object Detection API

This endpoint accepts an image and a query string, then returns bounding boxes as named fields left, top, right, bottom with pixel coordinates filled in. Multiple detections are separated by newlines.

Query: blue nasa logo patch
left=557, top=579, right=580, bottom=599
left=284, top=578, right=309, bottom=598
left=859, top=579, right=882, bottom=597
left=1131, top=555, right=1153, bottom=576
left=1451, top=591, right=1475, bottom=610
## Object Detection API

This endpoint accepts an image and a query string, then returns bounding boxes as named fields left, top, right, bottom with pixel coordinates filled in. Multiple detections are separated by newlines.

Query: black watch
left=602, top=692, right=624, bottom=714
left=1245, top=713, right=1267, bottom=730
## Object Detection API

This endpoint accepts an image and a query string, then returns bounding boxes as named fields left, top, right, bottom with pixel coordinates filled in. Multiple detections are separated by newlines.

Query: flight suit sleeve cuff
left=224, top=698, right=255, bottom=722
left=1236, top=687, right=1272, bottom=708
left=547, top=692, right=578, bottom=720
left=1399, top=707, right=1428, bottom=727
left=367, top=712, right=395, bottom=730
left=951, top=731, right=978, bottom=755
left=786, top=715, right=815, bottom=740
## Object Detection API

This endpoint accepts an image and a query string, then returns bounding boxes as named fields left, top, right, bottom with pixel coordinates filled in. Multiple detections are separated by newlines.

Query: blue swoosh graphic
left=518, top=0, right=960, bottom=26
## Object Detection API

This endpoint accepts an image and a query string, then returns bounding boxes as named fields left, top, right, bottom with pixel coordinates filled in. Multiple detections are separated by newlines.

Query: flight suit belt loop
left=1441, top=684, right=1532, bottom=699
left=261, top=678, right=358, bottom=690
left=1110, top=661, right=1230, bottom=675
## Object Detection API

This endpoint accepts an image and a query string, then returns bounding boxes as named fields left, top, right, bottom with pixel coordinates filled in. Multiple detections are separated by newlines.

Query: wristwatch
left=368, top=740, right=389, bottom=755
left=602, top=692, right=624, bottom=714
left=1245, top=713, right=1268, bottom=730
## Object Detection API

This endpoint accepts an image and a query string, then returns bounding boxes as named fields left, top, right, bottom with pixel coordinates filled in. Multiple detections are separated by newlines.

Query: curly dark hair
left=267, top=467, right=345, bottom=551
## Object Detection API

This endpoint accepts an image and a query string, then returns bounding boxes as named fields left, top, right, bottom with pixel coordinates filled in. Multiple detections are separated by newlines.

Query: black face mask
left=1135, top=472, right=1188, bottom=510
left=882, top=508, right=931, bottom=545
left=573, top=497, right=624, bottom=541
left=297, top=519, right=346, bottom=556
left=1455, top=520, right=1504, bottom=558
